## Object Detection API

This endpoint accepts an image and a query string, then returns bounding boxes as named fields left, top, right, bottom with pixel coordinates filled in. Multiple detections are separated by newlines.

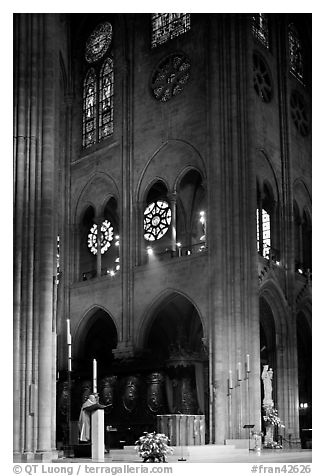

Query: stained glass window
left=151, top=53, right=191, bottom=102
left=85, top=22, right=113, bottom=63
left=144, top=201, right=172, bottom=241
left=99, top=58, right=114, bottom=141
left=252, top=14, right=269, bottom=49
left=82, top=22, right=114, bottom=149
left=152, top=13, right=191, bottom=48
left=83, top=69, right=97, bottom=148
left=288, top=23, right=304, bottom=82
left=88, top=220, right=114, bottom=255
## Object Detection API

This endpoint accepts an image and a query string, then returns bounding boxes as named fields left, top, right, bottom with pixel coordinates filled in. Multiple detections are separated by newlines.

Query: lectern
left=84, top=403, right=107, bottom=461
left=91, top=409, right=105, bottom=461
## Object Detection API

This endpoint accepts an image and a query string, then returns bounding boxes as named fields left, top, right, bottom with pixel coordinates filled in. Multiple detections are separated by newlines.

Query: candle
left=68, top=346, right=72, bottom=372
left=93, top=358, right=97, bottom=393
left=66, top=319, right=71, bottom=345
left=246, top=354, right=250, bottom=373
left=229, top=370, right=233, bottom=389
left=237, top=362, right=242, bottom=381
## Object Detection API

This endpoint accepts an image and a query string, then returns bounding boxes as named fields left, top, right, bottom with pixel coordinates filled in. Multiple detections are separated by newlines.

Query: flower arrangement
left=263, top=405, right=285, bottom=428
left=264, top=440, right=283, bottom=449
left=135, top=432, right=173, bottom=462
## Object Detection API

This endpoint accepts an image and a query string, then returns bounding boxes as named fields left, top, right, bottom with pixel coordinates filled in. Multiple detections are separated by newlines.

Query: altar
left=157, top=414, right=205, bottom=446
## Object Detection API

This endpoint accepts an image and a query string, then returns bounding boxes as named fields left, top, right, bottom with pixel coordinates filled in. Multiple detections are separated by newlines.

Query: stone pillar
left=168, top=192, right=177, bottom=253
left=36, top=14, right=59, bottom=458
left=13, top=13, right=65, bottom=460
left=95, top=216, right=103, bottom=277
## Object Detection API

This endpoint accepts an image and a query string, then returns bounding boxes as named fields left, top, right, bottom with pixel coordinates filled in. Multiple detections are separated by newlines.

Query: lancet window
left=82, top=22, right=114, bottom=148
left=252, top=14, right=270, bottom=49
left=151, top=13, right=190, bottom=48
left=288, top=23, right=304, bottom=82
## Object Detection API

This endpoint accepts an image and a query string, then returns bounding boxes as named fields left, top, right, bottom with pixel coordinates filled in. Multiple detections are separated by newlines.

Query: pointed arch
left=82, top=68, right=97, bottom=148
left=136, top=288, right=206, bottom=349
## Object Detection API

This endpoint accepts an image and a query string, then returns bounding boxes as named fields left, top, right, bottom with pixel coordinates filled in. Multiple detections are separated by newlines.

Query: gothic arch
left=141, top=177, right=171, bottom=204
left=136, top=288, right=206, bottom=350
left=256, top=149, right=280, bottom=203
left=293, top=178, right=311, bottom=218
left=73, top=304, right=119, bottom=359
left=136, top=139, right=206, bottom=203
left=74, top=172, right=119, bottom=224
left=259, top=281, right=290, bottom=338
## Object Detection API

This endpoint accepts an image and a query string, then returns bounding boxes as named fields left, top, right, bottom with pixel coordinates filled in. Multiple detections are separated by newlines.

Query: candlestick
left=66, top=319, right=71, bottom=345
left=93, top=358, right=97, bottom=393
left=246, top=354, right=250, bottom=373
left=237, top=362, right=242, bottom=381
left=229, top=370, right=233, bottom=389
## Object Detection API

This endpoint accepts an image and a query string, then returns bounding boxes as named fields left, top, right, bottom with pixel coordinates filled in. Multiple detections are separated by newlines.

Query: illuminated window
left=99, top=58, right=114, bottom=141
left=144, top=200, right=172, bottom=241
left=82, top=22, right=114, bottom=148
left=252, top=14, right=269, bottom=49
left=85, top=22, right=113, bottom=63
left=88, top=220, right=114, bottom=255
left=151, top=13, right=190, bottom=48
left=288, top=23, right=304, bottom=82
left=256, top=208, right=271, bottom=259
left=83, top=69, right=97, bottom=148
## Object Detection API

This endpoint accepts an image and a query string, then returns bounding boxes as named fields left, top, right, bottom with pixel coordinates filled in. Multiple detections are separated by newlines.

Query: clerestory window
left=252, top=14, right=270, bottom=49
left=288, top=23, right=304, bottom=83
left=82, top=22, right=114, bottom=149
left=151, top=13, right=191, bottom=48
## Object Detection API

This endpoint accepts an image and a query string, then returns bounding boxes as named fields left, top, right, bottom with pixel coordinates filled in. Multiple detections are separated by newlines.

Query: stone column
left=95, top=216, right=103, bottom=277
left=14, top=13, right=62, bottom=460
left=36, top=14, right=59, bottom=458
left=168, top=192, right=177, bottom=254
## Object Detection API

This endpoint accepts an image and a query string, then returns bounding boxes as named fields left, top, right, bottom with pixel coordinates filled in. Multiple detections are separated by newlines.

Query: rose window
left=85, top=22, right=113, bottom=63
left=144, top=201, right=172, bottom=241
left=290, top=91, right=309, bottom=137
left=88, top=220, right=114, bottom=255
left=253, top=52, right=272, bottom=103
left=151, top=53, right=191, bottom=102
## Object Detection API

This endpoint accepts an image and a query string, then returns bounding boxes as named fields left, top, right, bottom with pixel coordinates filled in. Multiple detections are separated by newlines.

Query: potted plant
left=135, top=432, right=173, bottom=462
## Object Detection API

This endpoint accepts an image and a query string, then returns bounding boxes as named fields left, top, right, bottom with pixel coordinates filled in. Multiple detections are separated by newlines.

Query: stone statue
left=261, top=365, right=273, bottom=406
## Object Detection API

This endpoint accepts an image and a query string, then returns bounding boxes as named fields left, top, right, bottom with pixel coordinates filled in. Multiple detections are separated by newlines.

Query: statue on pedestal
left=261, top=365, right=273, bottom=407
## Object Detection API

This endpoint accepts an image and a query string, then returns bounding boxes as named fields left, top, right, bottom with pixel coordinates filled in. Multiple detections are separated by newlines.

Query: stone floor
left=55, top=447, right=312, bottom=464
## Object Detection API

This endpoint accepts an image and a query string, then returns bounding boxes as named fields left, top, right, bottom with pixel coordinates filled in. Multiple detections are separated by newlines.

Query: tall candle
left=229, top=370, right=233, bottom=389
left=66, top=319, right=71, bottom=345
left=246, top=354, right=250, bottom=373
left=237, top=362, right=242, bottom=381
left=68, top=346, right=72, bottom=372
left=93, top=358, right=97, bottom=393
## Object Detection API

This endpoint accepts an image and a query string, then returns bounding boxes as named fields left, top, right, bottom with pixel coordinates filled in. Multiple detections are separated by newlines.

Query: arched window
left=99, top=59, right=114, bottom=141
left=83, top=69, right=97, bottom=148
left=151, top=13, right=190, bottom=48
left=252, top=14, right=270, bottom=49
left=288, top=23, right=304, bottom=82
left=82, top=22, right=114, bottom=149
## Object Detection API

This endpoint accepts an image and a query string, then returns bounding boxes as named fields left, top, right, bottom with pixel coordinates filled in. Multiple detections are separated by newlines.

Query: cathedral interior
left=13, top=13, right=312, bottom=460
